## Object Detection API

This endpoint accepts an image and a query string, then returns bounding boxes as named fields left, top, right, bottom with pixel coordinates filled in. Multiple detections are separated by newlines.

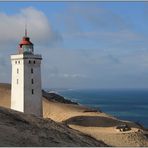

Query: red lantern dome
left=18, top=28, right=34, bottom=54
left=19, top=36, right=33, bottom=48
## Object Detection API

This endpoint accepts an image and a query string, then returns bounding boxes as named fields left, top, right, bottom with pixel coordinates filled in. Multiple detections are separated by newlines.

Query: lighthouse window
left=18, top=61, right=20, bottom=64
left=15, top=61, right=17, bottom=64
left=17, top=79, right=19, bottom=84
left=29, top=60, right=31, bottom=64
left=31, top=79, right=34, bottom=84
left=31, top=68, right=33, bottom=73
left=34, top=61, right=35, bottom=64
left=32, top=89, right=34, bottom=94
left=17, top=68, right=19, bottom=74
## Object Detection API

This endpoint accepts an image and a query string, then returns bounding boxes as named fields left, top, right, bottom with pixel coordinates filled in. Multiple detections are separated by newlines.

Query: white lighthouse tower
left=10, top=30, right=42, bottom=117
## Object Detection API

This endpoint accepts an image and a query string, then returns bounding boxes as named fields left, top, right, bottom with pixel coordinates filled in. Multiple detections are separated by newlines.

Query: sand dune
left=0, top=83, right=148, bottom=147
left=42, top=96, right=148, bottom=146
left=0, top=106, right=106, bottom=147
left=69, top=125, right=148, bottom=147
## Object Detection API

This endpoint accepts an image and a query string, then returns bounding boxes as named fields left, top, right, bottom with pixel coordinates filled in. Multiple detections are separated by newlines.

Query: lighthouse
left=10, top=30, right=42, bottom=117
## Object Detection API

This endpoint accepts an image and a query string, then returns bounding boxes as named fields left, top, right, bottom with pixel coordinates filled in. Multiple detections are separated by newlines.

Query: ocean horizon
left=50, top=89, right=148, bottom=128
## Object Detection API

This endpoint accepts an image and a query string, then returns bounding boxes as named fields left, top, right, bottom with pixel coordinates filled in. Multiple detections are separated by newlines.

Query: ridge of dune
left=0, top=83, right=148, bottom=147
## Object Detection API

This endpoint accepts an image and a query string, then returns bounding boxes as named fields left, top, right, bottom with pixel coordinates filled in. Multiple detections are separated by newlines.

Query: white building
left=10, top=31, right=42, bottom=117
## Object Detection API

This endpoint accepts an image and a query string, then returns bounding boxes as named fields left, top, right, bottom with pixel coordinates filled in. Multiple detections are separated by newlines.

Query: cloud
left=48, top=73, right=87, bottom=79
left=57, top=4, right=130, bottom=34
left=64, top=74, right=87, bottom=79
left=106, top=54, right=121, bottom=64
left=0, top=7, right=62, bottom=47
left=58, top=5, right=144, bottom=51
left=63, top=29, right=143, bottom=45
left=78, top=7, right=128, bottom=31
left=1, top=4, right=148, bottom=89
left=0, top=53, right=11, bottom=83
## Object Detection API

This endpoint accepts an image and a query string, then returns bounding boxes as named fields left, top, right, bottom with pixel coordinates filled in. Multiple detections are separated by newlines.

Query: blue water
left=57, top=89, right=148, bottom=128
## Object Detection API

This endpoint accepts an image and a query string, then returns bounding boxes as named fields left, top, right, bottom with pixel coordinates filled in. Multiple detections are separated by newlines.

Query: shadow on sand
left=63, top=116, right=125, bottom=127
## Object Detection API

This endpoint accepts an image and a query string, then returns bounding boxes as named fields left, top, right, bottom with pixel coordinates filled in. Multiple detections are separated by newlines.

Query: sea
left=55, top=89, right=148, bottom=128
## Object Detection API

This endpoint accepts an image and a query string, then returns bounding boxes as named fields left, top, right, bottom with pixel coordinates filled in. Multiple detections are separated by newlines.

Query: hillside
left=0, top=83, right=148, bottom=146
left=0, top=106, right=106, bottom=147
left=42, top=89, right=78, bottom=104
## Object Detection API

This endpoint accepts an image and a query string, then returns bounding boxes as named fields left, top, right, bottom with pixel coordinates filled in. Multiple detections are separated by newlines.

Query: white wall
left=11, top=55, right=24, bottom=112
left=24, top=57, right=42, bottom=116
left=11, top=54, right=42, bottom=117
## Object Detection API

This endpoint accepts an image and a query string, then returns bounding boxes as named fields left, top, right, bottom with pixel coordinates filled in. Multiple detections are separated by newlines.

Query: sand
left=0, top=83, right=148, bottom=147
left=0, top=106, right=106, bottom=147
left=68, top=125, right=148, bottom=146
left=42, top=98, right=148, bottom=146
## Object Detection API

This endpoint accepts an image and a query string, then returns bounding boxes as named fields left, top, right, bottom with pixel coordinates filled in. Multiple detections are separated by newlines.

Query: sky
left=1, top=2, right=148, bottom=89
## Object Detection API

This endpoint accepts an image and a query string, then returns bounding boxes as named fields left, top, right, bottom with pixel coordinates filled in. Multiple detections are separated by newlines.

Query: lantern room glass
left=22, top=45, right=34, bottom=54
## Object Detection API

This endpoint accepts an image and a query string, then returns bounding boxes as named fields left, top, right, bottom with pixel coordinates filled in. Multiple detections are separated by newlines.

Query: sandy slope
left=0, top=106, right=106, bottom=147
left=68, top=125, right=148, bottom=147
left=0, top=83, right=148, bottom=147
left=43, top=98, right=148, bottom=146
left=0, top=83, right=11, bottom=108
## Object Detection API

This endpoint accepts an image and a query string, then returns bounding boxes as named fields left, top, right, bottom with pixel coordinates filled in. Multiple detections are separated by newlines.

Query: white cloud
left=60, top=73, right=87, bottom=78
left=0, top=7, right=62, bottom=46
left=47, top=73, right=87, bottom=79
left=63, top=29, right=143, bottom=45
